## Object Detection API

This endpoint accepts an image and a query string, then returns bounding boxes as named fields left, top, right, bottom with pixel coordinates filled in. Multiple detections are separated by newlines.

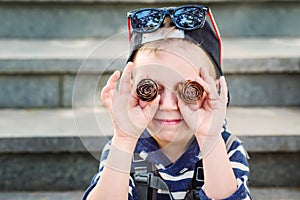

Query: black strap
left=184, top=160, right=203, bottom=200
left=131, top=154, right=174, bottom=200
left=134, top=172, right=173, bottom=200
left=184, top=189, right=201, bottom=200
left=131, top=154, right=154, bottom=200
left=132, top=133, right=241, bottom=200
left=184, top=133, right=239, bottom=199
left=190, top=160, right=204, bottom=190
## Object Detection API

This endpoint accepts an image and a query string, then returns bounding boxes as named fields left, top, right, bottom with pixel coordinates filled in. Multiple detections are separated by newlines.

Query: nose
left=159, top=89, right=178, bottom=111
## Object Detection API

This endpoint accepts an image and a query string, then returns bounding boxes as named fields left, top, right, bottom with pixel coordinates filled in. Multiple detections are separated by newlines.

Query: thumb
left=143, top=95, right=160, bottom=121
left=178, top=98, right=193, bottom=120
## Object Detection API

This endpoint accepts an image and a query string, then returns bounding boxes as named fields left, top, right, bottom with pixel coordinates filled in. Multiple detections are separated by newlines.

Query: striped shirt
left=83, top=129, right=251, bottom=200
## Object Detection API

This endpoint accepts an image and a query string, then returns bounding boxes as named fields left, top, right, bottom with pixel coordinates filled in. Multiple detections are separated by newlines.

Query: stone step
left=0, top=188, right=299, bottom=200
left=0, top=0, right=299, bottom=38
left=0, top=107, right=299, bottom=190
left=0, top=38, right=299, bottom=108
left=1, top=107, right=300, bottom=139
left=1, top=38, right=299, bottom=74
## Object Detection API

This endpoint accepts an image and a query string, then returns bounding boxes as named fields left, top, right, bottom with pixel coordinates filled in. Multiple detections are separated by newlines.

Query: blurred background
left=0, top=0, right=299, bottom=199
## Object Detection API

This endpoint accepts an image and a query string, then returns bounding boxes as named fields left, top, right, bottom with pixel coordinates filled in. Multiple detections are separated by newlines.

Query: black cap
left=127, top=21, right=222, bottom=78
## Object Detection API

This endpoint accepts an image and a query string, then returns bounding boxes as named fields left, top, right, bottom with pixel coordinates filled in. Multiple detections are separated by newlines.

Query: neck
left=156, top=134, right=194, bottom=163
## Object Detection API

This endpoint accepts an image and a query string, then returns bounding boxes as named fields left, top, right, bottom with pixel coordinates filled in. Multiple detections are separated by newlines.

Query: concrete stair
left=0, top=107, right=299, bottom=191
left=0, top=37, right=299, bottom=108
left=0, top=0, right=299, bottom=198
left=0, top=188, right=299, bottom=200
left=1, top=0, right=300, bottom=38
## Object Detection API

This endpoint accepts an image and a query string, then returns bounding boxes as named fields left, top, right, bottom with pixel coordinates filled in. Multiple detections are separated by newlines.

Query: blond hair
left=133, top=38, right=217, bottom=79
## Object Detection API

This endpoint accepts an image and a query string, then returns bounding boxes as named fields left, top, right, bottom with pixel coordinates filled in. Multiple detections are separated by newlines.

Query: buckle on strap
left=134, top=166, right=151, bottom=186
left=133, top=167, right=174, bottom=200
left=134, top=172, right=170, bottom=192
left=134, top=173, right=152, bottom=185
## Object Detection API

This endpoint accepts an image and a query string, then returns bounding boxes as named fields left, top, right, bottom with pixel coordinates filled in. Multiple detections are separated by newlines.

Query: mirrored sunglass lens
left=133, top=10, right=161, bottom=32
left=174, top=7, right=205, bottom=29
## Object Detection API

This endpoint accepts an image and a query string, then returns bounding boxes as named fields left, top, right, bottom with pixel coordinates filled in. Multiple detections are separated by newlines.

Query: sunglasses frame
left=127, top=4, right=223, bottom=69
left=128, top=5, right=209, bottom=33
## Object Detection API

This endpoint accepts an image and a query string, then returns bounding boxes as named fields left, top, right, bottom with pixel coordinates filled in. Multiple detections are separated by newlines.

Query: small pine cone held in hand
left=136, top=79, right=158, bottom=102
left=178, top=80, right=204, bottom=104
left=136, top=79, right=203, bottom=104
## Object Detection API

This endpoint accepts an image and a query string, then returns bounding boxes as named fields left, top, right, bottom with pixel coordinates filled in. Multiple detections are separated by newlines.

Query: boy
left=83, top=4, right=251, bottom=200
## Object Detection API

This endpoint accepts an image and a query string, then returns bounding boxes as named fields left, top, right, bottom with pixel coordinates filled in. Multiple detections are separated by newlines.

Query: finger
left=139, top=100, right=148, bottom=109
left=178, top=97, right=194, bottom=118
left=119, top=62, right=134, bottom=94
left=129, top=86, right=154, bottom=109
left=101, top=70, right=120, bottom=106
left=199, top=67, right=219, bottom=97
left=219, top=76, right=228, bottom=104
left=101, top=70, right=120, bottom=96
left=199, top=66, right=215, bottom=85
left=195, top=76, right=210, bottom=97
left=143, top=95, right=160, bottom=121
left=177, top=97, right=201, bottom=132
left=128, top=90, right=139, bottom=108
left=195, top=76, right=218, bottom=103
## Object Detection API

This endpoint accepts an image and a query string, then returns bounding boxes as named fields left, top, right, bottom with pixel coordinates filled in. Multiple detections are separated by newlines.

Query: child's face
left=133, top=46, right=215, bottom=146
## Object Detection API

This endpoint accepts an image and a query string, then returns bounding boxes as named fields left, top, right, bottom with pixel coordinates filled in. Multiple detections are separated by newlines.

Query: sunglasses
left=128, top=5, right=209, bottom=33
left=127, top=4, right=222, bottom=65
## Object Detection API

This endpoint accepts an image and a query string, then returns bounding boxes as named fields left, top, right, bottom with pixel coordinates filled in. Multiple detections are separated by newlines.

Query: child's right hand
left=101, top=62, right=160, bottom=149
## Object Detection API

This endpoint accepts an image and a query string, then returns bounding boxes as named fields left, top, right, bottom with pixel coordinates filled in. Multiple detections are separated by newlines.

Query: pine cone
left=178, top=80, right=203, bottom=104
left=136, top=79, right=158, bottom=102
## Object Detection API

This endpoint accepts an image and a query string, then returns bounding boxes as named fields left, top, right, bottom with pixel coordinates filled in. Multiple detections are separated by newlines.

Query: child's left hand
left=178, top=67, right=228, bottom=146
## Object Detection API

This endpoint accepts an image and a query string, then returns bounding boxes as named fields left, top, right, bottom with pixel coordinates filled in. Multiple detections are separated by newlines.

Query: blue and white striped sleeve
left=199, top=138, right=252, bottom=200
left=82, top=140, right=137, bottom=200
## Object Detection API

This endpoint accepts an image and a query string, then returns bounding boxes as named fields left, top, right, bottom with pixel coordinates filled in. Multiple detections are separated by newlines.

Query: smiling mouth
left=155, top=119, right=182, bottom=125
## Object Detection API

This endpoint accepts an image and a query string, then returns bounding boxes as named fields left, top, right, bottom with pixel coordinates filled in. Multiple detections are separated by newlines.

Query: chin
left=148, top=125, right=193, bottom=145
left=154, top=130, right=180, bottom=143
left=148, top=119, right=193, bottom=141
